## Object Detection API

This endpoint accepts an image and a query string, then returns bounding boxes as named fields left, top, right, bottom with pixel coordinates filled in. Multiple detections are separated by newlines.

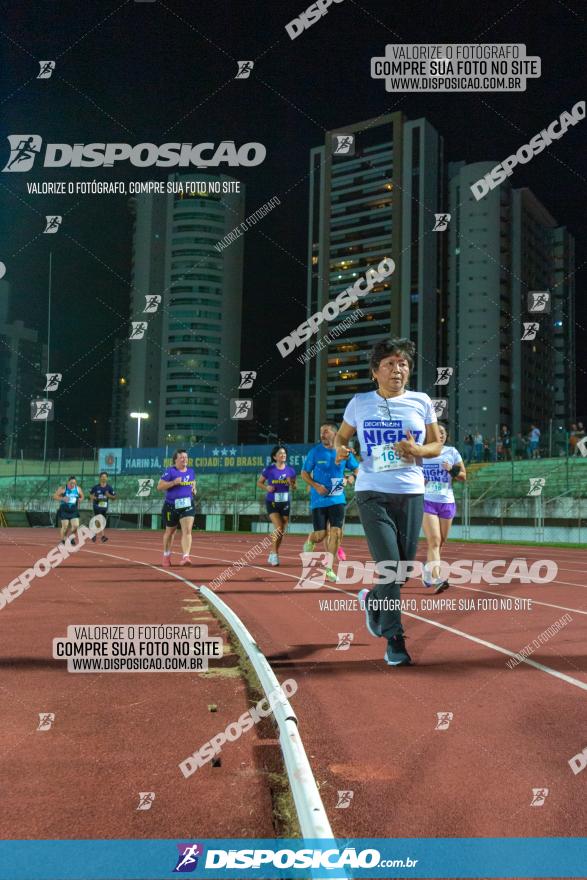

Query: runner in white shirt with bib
left=335, top=338, right=442, bottom=667
left=422, top=424, right=466, bottom=593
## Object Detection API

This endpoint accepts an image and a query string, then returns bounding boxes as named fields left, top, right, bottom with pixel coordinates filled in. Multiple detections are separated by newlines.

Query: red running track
left=0, top=527, right=585, bottom=846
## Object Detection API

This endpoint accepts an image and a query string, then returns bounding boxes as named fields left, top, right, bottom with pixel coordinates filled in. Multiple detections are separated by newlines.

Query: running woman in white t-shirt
left=335, top=338, right=442, bottom=667
left=421, top=424, right=466, bottom=593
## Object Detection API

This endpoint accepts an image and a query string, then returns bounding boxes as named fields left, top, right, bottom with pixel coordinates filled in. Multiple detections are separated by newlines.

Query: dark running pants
left=355, top=491, right=424, bottom=639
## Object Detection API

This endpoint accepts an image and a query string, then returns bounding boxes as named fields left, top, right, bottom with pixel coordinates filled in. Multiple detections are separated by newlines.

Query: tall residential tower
left=304, top=113, right=446, bottom=439
left=125, top=173, right=245, bottom=447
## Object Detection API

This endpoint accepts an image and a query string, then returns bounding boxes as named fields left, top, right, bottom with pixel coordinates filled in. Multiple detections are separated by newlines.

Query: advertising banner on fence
left=99, top=445, right=314, bottom=475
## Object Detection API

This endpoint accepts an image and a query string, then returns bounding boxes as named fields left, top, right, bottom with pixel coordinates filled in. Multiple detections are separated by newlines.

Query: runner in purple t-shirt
left=257, top=445, right=297, bottom=566
left=156, top=449, right=197, bottom=567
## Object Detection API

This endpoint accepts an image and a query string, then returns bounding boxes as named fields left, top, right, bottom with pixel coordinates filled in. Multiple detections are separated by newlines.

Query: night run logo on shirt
left=423, top=465, right=449, bottom=482
left=363, top=420, right=423, bottom=456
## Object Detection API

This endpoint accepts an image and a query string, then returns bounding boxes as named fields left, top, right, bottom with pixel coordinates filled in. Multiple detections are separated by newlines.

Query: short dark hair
left=99, top=471, right=108, bottom=478
left=369, top=338, right=416, bottom=375
left=270, top=444, right=288, bottom=462
left=172, top=448, right=188, bottom=463
left=68, top=475, right=76, bottom=481
left=438, top=421, right=449, bottom=437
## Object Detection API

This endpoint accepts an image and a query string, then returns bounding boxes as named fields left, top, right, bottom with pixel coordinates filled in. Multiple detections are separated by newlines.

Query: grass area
left=199, top=595, right=302, bottom=838
left=448, top=538, right=586, bottom=549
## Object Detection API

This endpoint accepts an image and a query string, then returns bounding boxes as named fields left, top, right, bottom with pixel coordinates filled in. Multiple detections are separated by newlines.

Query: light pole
left=130, top=412, right=149, bottom=448
left=43, top=251, right=52, bottom=465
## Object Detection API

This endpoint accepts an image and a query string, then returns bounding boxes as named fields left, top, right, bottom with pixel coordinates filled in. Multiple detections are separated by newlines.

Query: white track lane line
left=88, top=538, right=587, bottom=616
left=80, top=542, right=587, bottom=693
left=81, top=544, right=587, bottom=615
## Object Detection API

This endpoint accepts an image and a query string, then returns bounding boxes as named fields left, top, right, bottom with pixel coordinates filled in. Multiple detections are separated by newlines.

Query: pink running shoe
left=162, top=555, right=172, bottom=568
left=337, top=546, right=346, bottom=561
left=180, top=556, right=192, bottom=566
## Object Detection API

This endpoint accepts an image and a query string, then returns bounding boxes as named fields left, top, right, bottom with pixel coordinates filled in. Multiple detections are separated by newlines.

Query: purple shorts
left=423, top=500, right=457, bottom=520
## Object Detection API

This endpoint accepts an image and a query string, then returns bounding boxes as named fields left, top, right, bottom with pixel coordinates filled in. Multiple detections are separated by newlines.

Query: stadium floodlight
left=130, top=411, right=149, bottom=448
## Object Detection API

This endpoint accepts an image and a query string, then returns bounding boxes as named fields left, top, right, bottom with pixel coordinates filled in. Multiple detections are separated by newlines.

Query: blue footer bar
left=0, top=838, right=586, bottom=879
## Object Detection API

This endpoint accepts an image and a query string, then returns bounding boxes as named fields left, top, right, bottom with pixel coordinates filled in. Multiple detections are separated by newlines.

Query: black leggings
left=356, top=491, right=424, bottom=639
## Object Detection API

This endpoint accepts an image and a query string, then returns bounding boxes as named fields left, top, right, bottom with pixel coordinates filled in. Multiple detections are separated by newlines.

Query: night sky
left=1, top=0, right=585, bottom=451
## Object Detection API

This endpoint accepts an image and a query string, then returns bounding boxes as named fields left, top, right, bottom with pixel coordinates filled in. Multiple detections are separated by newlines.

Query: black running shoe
left=434, top=579, right=450, bottom=594
left=384, top=633, right=412, bottom=666
left=91, top=535, right=97, bottom=543
left=100, top=535, right=108, bottom=543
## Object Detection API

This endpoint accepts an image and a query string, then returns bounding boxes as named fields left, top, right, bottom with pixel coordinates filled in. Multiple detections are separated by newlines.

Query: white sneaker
left=267, top=553, right=279, bottom=566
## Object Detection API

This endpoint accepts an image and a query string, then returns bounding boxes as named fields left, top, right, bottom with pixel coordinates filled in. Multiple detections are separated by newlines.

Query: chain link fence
left=0, top=455, right=585, bottom=541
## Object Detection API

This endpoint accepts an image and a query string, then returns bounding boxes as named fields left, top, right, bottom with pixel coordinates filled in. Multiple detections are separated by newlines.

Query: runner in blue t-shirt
left=53, top=476, right=85, bottom=544
left=89, top=472, right=117, bottom=543
left=301, top=424, right=359, bottom=582
left=257, top=445, right=297, bottom=566
left=156, top=449, right=197, bottom=567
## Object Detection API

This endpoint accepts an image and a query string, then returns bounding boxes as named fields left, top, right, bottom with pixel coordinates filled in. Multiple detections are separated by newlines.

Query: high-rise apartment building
left=448, top=162, right=575, bottom=441
left=0, top=283, right=48, bottom=457
left=304, top=113, right=446, bottom=439
left=126, top=173, right=245, bottom=446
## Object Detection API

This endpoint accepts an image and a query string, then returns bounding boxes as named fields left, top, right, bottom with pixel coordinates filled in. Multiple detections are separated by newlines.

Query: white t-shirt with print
left=423, top=446, right=462, bottom=503
left=343, top=390, right=437, bottom=494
